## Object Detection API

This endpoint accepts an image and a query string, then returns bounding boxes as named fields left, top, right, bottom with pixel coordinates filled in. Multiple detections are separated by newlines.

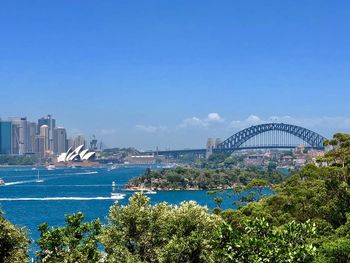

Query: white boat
left=0, top=178, right=5, bottom=186
left=110, top=192, right=125, bottom=200
left=46, top=164, right=56, bottom=170
left=145, top=190, right=157, bottom=194
left=36, top=170, right=44, bottom=183
left=110, top=181, right=125, bottom=199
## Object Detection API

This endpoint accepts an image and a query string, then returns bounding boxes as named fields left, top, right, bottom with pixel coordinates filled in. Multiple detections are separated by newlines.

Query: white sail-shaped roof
left=82, top=152, right=95, bottom=161
left=74, top=145, right=85, bottom=154
left=57, top=152, right=67, bottom=162
left=68, top=153, right=80, bottom=161
left=79, top=149, right=89, bottom=159
left=56, top=145, right=96, bottom=162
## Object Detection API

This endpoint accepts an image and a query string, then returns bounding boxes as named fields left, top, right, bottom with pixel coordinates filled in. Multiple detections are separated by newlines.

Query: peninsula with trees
left=126, top=166, right=288, bottom=191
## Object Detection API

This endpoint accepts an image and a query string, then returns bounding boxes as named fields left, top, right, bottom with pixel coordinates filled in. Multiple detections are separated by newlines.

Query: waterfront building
left=9, top=117, right=28, bottom=155
left=0, top=120, right=12, bottom=154
left=57, top=144, right=95, bottom=162
left=125, top=155, right=159, bottom=164
left=53, top=127, right=67, bottom=154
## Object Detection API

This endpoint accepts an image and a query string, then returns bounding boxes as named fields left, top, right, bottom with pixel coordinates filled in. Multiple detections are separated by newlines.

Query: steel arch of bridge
left=216, top=123, right=327, bottom=153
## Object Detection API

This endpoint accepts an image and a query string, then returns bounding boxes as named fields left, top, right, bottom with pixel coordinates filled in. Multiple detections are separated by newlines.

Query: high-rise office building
left=39, top=125, right=49, bottom=154
left=53, top=127, right=67, bottom=154
left=34, top=135, right=45, bottom=158
left=38, top=115, right=56, bottom=151
left=27, top=122, right=37, bottom=153
left=0, top=120, right=12, bottom=154
left=9, top=117, right=28, bottom=155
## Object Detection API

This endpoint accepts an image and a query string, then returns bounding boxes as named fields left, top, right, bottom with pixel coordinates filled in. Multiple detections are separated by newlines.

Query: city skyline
left=1, top=1, right=350, bottom=149
left=0, top=114, right=92, bottom=157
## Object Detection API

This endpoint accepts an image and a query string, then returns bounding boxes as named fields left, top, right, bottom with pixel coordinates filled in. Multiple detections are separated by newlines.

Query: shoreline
left=124, top=186, right=234, bottom=192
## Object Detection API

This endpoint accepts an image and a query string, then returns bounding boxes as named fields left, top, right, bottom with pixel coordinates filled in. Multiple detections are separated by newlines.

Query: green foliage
left=315, top=213, right=350, bottom=262
left=101, top=193, right=220, bottom=263
left=0, top=211, right=30, bottom=263
left=215, top=218, right=317, bottom=262
left=128, top=166, right=287, bottom=190
left=322, top=133, right=350, bottom=167
left=316, top=237, right=350, bottom=263
left=0, top=155, right=38, bottom=165
left=195, top=153, right=243, bottom=169
left=36, top=212, right=102, bottom=263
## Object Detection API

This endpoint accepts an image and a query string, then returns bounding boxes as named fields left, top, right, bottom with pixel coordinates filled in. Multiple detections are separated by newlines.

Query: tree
left=316, top=213, right=350, bottom=262
left=244, top=179, right=269, bottom=202
left=214, top=217, right=317, bottom=263
left=323, top=133, right=350, bottom=168
left=36, top=212, right=102, bottom=263
left=0, top=211, right=30, bottom=263
left=101, top=193, right=220, bottom=263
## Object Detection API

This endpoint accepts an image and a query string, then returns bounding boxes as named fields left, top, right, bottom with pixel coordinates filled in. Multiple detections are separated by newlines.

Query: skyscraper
left=27, top=122, right=37, bottom=153
left=9, top=117, right=28, bottom=155
left=0, top=120, right=12, bottom=154
left=38, top=115, right=56, bottom=151
left=34, top=135, right=45, bottom=158
left=53, top=127, right=67, bottom=154
left=39, top=125, right=49, bottom=154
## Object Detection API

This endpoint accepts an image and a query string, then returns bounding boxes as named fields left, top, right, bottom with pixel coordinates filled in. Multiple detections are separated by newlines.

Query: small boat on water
left=46, top=164, right=56, bottom=170
left=111, top=181, right=125, bottom=200
left=145, top=190, right=157, bottom=195
left=110, top=192, right=126, bottom=200
left=107, top=164, right=122, bottom=171
left=140, top=183, right=157, bottom=195
left=0, top=178, right=5, bottom=186
left=36, top=170, right=44, bottom=183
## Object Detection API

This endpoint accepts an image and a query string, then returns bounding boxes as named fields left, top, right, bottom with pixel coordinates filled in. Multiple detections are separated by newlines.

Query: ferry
left=46, top=164, right=56, bottom=170
left=110, top=192, right=126, bottom=200
left=0, top=178, right=5, bottom=186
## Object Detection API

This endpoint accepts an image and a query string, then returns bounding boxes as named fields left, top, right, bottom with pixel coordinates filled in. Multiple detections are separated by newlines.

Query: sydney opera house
left=57, top=145, right=96, bottom=162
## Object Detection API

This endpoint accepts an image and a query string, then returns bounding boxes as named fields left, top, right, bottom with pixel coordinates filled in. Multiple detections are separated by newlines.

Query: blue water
left=0, top=166, right=272, bottom=258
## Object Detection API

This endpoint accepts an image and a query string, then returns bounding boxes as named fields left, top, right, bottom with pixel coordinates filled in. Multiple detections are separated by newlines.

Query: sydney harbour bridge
left=149, top=123, right=327, bottom=157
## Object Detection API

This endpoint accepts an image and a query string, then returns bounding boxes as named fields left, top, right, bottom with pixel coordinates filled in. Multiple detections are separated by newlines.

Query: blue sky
left=1, top=1, right=350, bottom=150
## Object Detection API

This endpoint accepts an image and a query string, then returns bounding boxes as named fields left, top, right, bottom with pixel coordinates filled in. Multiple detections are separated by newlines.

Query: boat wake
left=4, top=180, right=37, bottom=186
left=74, top=171, right=99, bottom=175
left=0, top=196, right=116, bottom=201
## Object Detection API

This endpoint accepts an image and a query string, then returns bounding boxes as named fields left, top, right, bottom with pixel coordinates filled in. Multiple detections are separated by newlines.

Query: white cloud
left=179, top=112, right=224, bottom=129
left=246, top=115, right=263, bottom=125
left=206, top=113, right=224, bottom=122
left=229, top=114, right=263, bottom=130
left=179, top=117, right=208, bottom=129
left=135, top=125, right=167, bottom=133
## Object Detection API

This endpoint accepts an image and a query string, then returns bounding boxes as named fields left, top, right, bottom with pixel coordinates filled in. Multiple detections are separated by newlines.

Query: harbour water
left=0, top=166, right=271, bottom=257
